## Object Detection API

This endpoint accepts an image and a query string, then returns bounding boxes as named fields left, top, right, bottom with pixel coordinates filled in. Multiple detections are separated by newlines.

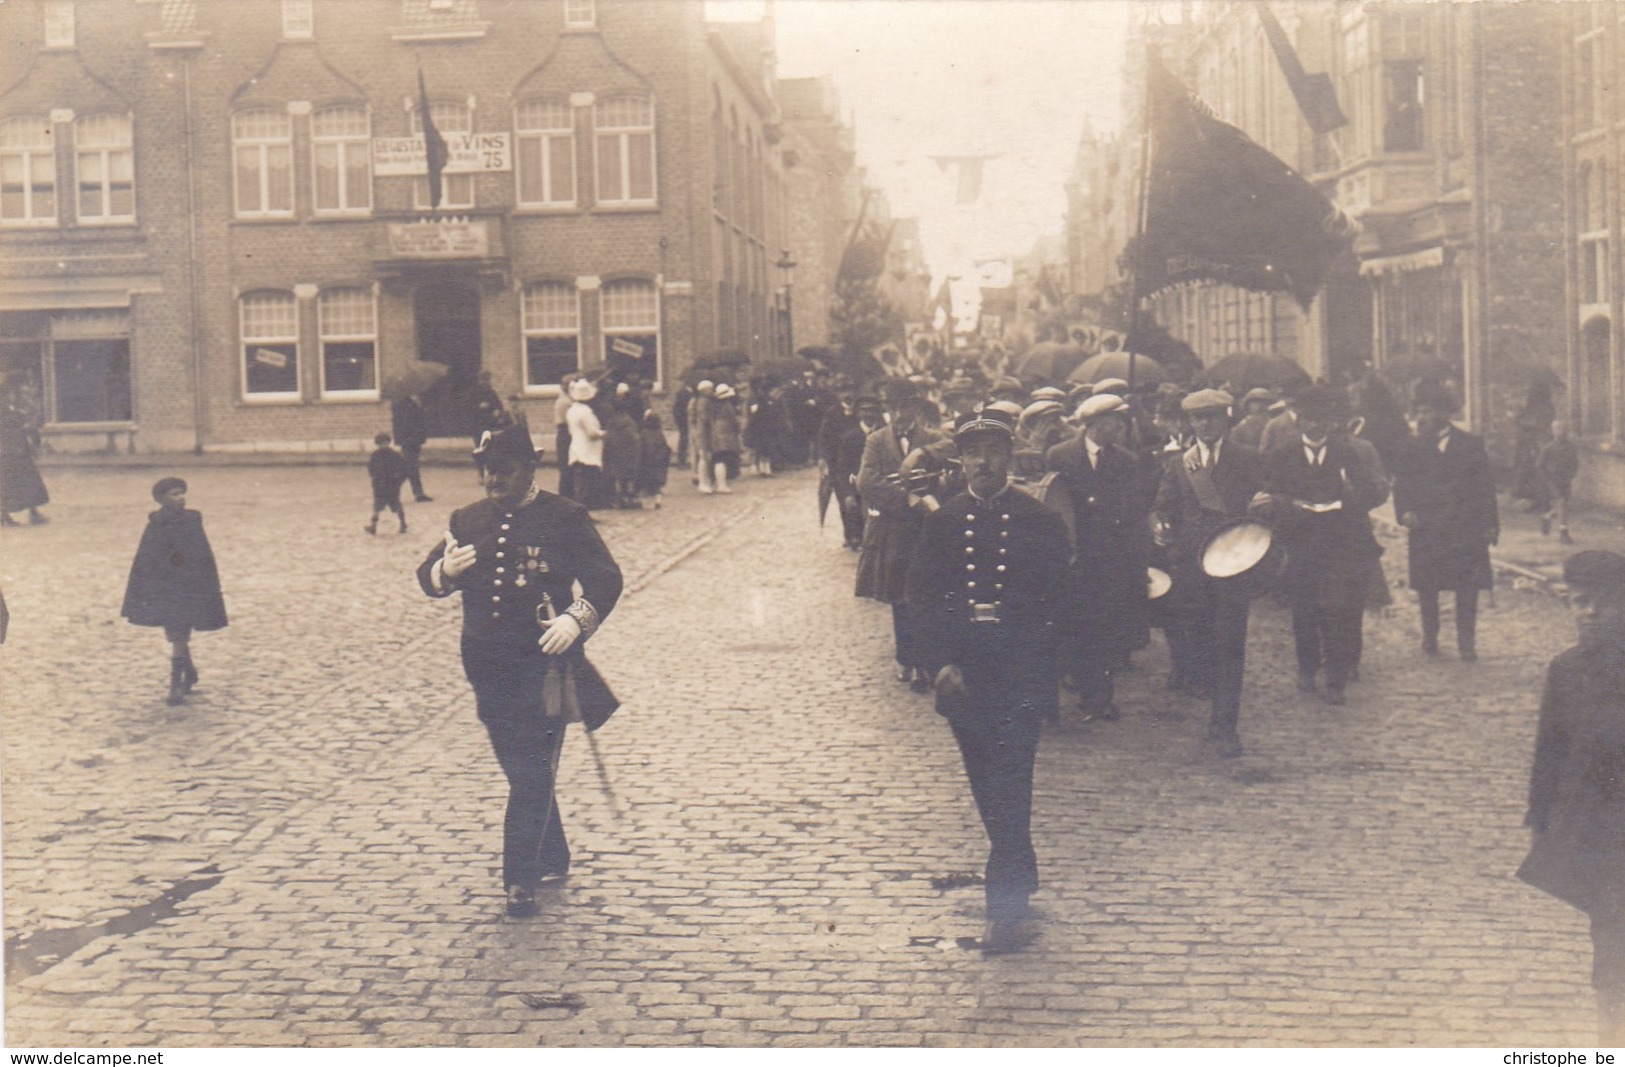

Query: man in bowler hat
left=907, top=403, right=1072, bottom=953
left=417, top=418, right=623, bottom=917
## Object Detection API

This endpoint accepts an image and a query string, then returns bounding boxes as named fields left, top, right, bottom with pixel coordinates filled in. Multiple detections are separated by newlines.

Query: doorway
left=414, top=279, right=482, bottom=438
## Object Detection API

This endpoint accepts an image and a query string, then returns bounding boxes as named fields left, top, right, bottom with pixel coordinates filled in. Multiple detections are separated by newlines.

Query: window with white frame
left=1, top=117, right=57, bottom=226
left=411, top=100, right=472, bottom=209
left=318, top=288, right=378, bottom=396
left=240, top=291, right=300, bottom=398
left=43, top=0, right=75, bottom=48
left=515, top=99, right=575, bottom=207
left=1580, top=159, right=1610, bottom=307
left=281, top=0, right=313, bottom=38
left=522, top=282, right=580, bottom=389
left=564, top=0, right=595, bottom=28
left=313, top=106, right=371, bottom=213
left=600, top=278, right=658, bottom=375
left=75, top=113, right=134, bottom=223
left=594, top=95, right=655, bottom=206
left=233, top=109, right=294, bottom=216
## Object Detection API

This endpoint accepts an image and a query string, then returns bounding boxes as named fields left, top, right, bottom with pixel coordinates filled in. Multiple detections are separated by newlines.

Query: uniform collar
left=968, top=478, right=1014, bottom=503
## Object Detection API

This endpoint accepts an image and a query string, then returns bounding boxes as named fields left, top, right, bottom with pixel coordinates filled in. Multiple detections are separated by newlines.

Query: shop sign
left=373, top=132, right=512, bottom=176
left=609, top=338, right=644, bottom=359
left=386, top=219, right=491, bottom=259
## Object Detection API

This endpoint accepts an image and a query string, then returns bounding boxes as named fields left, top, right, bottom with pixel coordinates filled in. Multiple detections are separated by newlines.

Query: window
left=312, top=106, right=371, bottom=213
left=0, top=310, right=133, bottom=425
left=515, top=99, right=575, bottom=208
left=43, top=0, right=74, bottom=48
left=1582, top=315, right=1614, bottom=437
left=317, top=289, right=377, bottom=397
left=564, top=0, right=595, bottom=28
left=1576, top=17, right=1609, bottom=134
left=411, top=100, right=472, bottom=209
left=600, top=278, right=658, bottom=376
left=1, top=117, right=57, bottom=226
left=1581, top=159, right=1609, bottom=306
left=594, top=95, right=655, bottom=206
left=522, top=282, right=580, bottom=389
left=233, top=109, right=293, bottom=216
left=1383, top=59, right=1426, bottom=152
left=281, top=0, right=313, bottom=37
left=240, top=291, right=300, bottom=399
left=75, top=113, right=134, bottom=223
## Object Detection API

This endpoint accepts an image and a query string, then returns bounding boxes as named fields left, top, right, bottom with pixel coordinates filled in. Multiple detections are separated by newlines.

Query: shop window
left=1, top=117, right=57, bottom=226
left=233, top=109, right=294, bottom=217
left=412, top=100, right=473, bottom=209
left=240, top=291, right=300, bottom=399
left=318, top=288, right=377, bottom=397
left=515, top=99, right=575, bottom=208
left=312, top=106, right=371, bottom=214
left=0, top=310, right=132, bottom=424
left=521, top=281, right=580, bottom=390
left=594, top=95, right=655, bottom=206
left=600, top=278, right=658, bottom=378
left=75, top=113, right=134, bottom=223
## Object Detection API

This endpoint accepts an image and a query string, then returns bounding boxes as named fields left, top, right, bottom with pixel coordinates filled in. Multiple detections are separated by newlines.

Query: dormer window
left=43, top=0, right=75, bottom=48
left=565, top=0, right=596, bottom=29
left=281, top=0, right=314, bottom=39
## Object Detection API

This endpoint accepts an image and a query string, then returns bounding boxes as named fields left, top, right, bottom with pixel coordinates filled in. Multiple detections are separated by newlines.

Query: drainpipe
left=183, top=53, right=206, bottom=454
left=1469, top=3, right=1492, bottom=434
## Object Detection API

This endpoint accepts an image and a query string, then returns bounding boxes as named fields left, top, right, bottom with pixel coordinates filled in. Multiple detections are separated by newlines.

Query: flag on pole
left=930, top=277, right=954, bottom=332
left=1256, top=3, right=1348, bottom=135
left=930, top=155, right=998, bottom=205
left=417, top=66, right=450, bottom=210
left=1130, top=56, right=1353, bottom=310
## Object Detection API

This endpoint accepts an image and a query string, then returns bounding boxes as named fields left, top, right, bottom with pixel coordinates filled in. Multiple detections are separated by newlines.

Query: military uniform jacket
left=417, top=490, right=623, bottom=723
left=1391, top=427, right=1497, bottom=593
left=1152, top=437, right=1264, bottom=604
left=1045, top=435, right=1148, bottom=651
left=905, top=485, right=1071, bottom=718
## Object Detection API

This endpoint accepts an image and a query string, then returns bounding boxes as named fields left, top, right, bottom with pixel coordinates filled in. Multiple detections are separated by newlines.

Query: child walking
left=121, top=477, right=228, bottom=705
left=1538, top=421, right=1581, bottom=545
left=367, top=432, right=409, bottom=535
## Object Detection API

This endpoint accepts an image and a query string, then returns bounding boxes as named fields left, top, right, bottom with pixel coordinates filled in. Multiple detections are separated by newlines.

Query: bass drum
left=1013, top=472, right=1076, bottom=549
left=1199, top=518, right=1284, bottom=598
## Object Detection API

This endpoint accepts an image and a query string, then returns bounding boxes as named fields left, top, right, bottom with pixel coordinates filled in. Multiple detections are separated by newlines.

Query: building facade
left=0, top=0, right=795, bottom=453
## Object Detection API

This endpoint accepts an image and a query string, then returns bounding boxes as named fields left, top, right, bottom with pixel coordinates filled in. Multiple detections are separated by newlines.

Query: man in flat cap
left=1518, top=551, right=1625, bottom=1043
left=1258, top=384, right=1390, bottom=706
left=1047, top=393, right=1147, bottom=722
left=1229, top=388, right=1277, bottom=451
left=906, top=403, right=1072, bottom=953
left=1153, top=390, right=1266, bottom=757
left=417, top=418, right=623, bottom=918
left=1392, top=378, right=1498, bottom=661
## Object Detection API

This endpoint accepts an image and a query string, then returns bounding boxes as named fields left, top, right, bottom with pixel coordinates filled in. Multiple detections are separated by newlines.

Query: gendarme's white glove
left=538, top=612, right=581, bottom=655
left=440, top=532, right=478, bottom=580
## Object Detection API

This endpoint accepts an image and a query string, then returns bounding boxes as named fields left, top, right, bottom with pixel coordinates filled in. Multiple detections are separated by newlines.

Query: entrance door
left=414, top=280, right=482, bottom=438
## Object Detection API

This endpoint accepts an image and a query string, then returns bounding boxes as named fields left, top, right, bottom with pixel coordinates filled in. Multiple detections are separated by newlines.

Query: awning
left=0, top=274, right=163, bottom=311
left=1357, top=246, right=1445, bottom=278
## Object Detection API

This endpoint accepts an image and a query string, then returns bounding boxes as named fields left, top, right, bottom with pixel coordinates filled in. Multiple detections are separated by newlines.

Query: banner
left=373, top=132, right=512, bottom=177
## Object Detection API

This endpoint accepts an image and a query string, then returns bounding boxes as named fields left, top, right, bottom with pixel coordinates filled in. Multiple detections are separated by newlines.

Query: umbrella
left=1070, top=351, right=1166, bottom=387
left=753, top=354, right=814, bottom=383
left=1016, top=342, right=1087, bottom=384
left=1203, top=352, right=1312, bottom=393
left=681, top=362, right=740, bottom=387
left=380, top=360, right=448, bottom=401
left=817, top=471, right=834, bottom=527
left=706, top=348, right=753, bottom=368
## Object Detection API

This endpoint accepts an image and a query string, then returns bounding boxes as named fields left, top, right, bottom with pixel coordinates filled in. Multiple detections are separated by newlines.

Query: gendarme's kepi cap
left=1181, top=388, right=1234, bottom=414
left=953, top=402, right=1017, bottom=441
left=473, top=415, right=542, bottom=467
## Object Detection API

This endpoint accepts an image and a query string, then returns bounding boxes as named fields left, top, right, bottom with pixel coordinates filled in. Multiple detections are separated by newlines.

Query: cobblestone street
left=0, top=462, right=1617, bottom=1047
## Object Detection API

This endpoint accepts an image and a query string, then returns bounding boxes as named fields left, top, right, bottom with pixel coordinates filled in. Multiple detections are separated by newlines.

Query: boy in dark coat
left=1538, top=421, right=1582, bottom=545
left=635, top=407, right=671, bottom=508
left=1392, top=379, right=1498, bottom=660
left=366, top=432, right=409, bottom=535
left=122, top=477, right=228, bottom=705
left=1518, top=550, right=1625, bottom=1043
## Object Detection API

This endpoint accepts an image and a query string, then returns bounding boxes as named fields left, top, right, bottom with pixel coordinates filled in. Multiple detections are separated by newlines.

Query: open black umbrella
left=1203, top=352, right=1312, bottom=393
left=380, top=360, right=448, bottom=401
left=1070, top=351, right=1166, bottom=387
left=1017, top=341, right=1087, bottom=384
left=706, top=348, right=753, bottom=368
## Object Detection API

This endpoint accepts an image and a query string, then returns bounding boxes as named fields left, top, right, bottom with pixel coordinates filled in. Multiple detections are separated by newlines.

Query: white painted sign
left=386, top=219, right=491, bottom=259
left=373, top=131, right=512, bottom=176
left=609, top=337, right=644, bottom=359
left=253, top=347, right=289, bottom=369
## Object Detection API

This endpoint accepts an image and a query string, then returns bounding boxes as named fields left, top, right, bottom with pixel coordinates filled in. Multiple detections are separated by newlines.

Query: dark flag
left=1130, top=56, right=1353, bottom=310
left=1257, top=3, right=1348, bottom=135
left=838, top=219, right=895, bottom=283
left=417, top=67, right=450, bottom=210
left=931, top=276, right=954, bottom=332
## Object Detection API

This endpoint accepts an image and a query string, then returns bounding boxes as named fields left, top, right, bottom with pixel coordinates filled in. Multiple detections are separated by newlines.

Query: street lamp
left=775, top=250, right=797, bottom=359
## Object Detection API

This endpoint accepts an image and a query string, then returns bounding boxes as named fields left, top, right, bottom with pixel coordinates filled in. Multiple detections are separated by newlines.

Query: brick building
left=0, top=0, right=795, bottom=453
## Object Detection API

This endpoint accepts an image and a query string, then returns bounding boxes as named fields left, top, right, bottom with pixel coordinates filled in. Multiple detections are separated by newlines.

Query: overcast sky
left=710, top=0, right=1133, bottom=285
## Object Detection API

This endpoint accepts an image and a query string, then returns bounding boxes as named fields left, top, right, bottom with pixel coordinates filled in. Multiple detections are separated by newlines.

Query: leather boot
left=181, top=655, right=198, bottom=694
left=166, top=659, right=186, bottom=706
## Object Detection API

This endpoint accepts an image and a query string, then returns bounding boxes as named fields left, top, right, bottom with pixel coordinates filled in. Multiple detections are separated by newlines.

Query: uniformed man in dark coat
left=1259, top=385, right=1389, bottom=706
left=906, top=403, right=1071, bottom=953
left=1046, top=393, right=1147, bottom=722
left=1517, top=550, right=1625, bottom=1043
left=417, top=419, right=623, bottom=918
left=1392, top=378, right=1498, bottom=661
left=1152, top=390, right=1265, bottom=757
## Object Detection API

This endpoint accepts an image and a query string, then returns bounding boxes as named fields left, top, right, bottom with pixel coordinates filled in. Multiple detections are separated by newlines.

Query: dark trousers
left=1419, top=588, right=1479, bottom=652
left=1185, top=593, right=1251, bottom=733
left=891, top=602, right=924, bottom=668
left=401, top=442, right=426, bottom=499
left=555, top=427, right=575, bottom=499
left=1290, top=590, right=1363, bottom=691
left=569, top=462, right=606, bottom=510
left=467, top=651, right=571, bottom=891
left=949, top=706, right=1040, bottom=922
left=837, top=490, right=864, bottom=547
left=1069, top=641, right=1116, bottom=713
